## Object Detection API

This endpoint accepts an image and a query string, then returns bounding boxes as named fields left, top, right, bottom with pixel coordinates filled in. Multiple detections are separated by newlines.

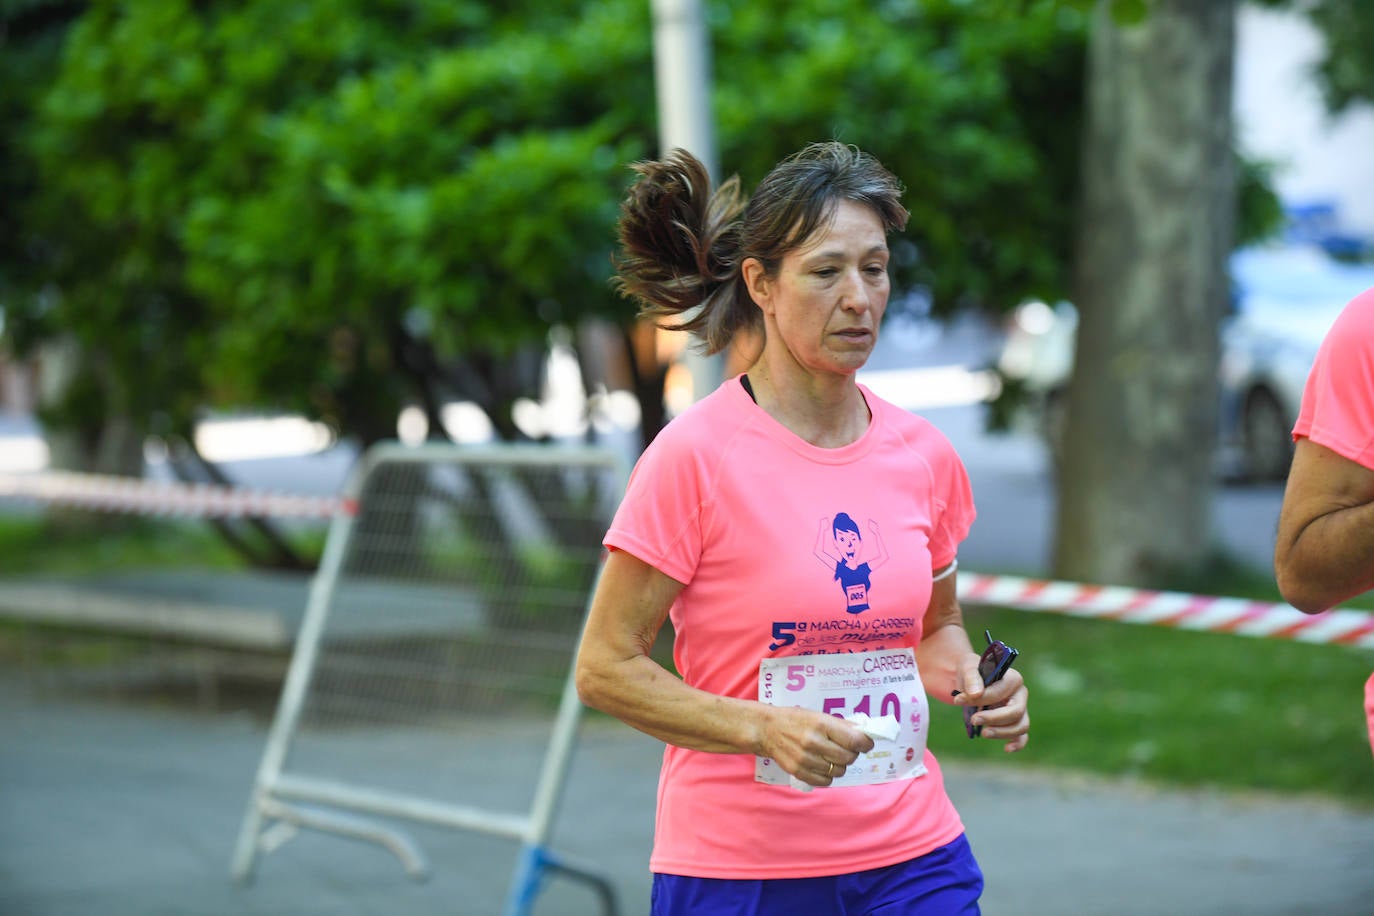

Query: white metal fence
left=230, top=442, right=627, bottom=915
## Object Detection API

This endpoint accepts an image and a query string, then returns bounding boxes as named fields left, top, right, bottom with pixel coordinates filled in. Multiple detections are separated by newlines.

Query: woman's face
left=745, top=198, right=890, bottom=379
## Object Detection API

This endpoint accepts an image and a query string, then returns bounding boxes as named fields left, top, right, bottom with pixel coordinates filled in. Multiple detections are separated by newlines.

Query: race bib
left=755, top=647, right=930, bottom=788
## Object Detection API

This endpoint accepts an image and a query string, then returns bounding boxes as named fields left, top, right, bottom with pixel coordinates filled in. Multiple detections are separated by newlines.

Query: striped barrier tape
left=958, top=572, right=1374, bottom=650
left=0, top=471, right=354, bottom=520
left=3, top=471, right=1372, bottom=649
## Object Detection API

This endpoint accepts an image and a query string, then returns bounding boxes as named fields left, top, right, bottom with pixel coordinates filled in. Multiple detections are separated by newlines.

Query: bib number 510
left=821, top=693, right=901, bottom=720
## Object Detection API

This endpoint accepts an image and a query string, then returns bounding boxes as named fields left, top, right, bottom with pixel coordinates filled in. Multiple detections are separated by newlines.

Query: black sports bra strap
left=740, top=374, right=757, bottom=403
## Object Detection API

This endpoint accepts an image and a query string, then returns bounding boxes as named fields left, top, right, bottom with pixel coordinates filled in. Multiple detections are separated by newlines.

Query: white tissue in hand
left=846, top=712, right=900, bottom=742
left=789, top=713, right=900, bottom=791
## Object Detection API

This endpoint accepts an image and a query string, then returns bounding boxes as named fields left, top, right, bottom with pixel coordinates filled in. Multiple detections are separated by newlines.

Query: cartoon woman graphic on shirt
left=814, top=512, right=890, bottom=613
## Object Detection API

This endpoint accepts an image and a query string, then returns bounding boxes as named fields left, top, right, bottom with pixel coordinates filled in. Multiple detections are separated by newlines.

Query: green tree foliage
left=5, top=0, right=1094, bottom=459
left=711, top=0, right=1088, bottom=314
left=1251, top=0, right=1374, bottom=114
left=1308, top=0, right=1374, bottom=112
left=0, top=1, right=74, bottom=315
left=2, top=0, right=1295, bottom=465
left=14, top=0, right=654, bottom=449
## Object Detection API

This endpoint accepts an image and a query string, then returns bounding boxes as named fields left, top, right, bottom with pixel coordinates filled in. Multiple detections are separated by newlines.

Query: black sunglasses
left=965, top=629, right=1019, bottom=739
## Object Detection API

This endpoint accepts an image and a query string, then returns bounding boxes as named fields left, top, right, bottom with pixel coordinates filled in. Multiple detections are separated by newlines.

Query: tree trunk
left=36, top=337, right=149, bottom=533
left=1052, top=0, right=1237, bottom=586
left=37, top=336, right=146, bottom=477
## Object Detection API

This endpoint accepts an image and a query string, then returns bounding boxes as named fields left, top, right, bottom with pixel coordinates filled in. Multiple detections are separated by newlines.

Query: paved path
left=3, top=675, right=1372, bottom=916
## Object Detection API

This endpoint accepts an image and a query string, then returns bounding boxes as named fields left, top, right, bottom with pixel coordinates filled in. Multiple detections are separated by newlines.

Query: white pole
left=652, top=0, right=718, bottom=179
left=651, top=0, right=723, bottom=399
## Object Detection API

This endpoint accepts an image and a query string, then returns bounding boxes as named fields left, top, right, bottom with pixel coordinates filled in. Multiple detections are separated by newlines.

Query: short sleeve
left=1293, top=287, right=1374, bottom=471
left=927, top=440, right=977, bottom=570
left=602, top=422, right=709, bottom=585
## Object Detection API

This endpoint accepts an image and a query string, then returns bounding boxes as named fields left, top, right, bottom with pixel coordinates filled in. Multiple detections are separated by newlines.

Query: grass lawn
left=3, top=512, right=1371, bottom=806
left=0, top=514, right=250, bottom=574
left=933, top=604, right=1374, bottom=807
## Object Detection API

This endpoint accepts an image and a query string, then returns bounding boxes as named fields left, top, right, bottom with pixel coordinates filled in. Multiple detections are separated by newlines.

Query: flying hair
left=612, top=149, right=747, bottom=354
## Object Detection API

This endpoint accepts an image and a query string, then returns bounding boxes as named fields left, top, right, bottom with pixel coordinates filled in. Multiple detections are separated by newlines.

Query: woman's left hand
left=953, top=657, right=1029, bottom=752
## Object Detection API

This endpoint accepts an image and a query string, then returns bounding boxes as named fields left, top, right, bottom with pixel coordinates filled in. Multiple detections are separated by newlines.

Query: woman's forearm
left=916, top=620, right=976, bottom=705
left=576, top=651, right=769, bottom=755
left=1276, top=501, right=1374, bottom=613
left=1275, top=440, right=1374, bottom=614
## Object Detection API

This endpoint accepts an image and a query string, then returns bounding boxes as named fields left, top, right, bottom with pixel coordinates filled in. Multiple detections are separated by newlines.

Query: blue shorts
left=650, top=833, right=983, bottom=915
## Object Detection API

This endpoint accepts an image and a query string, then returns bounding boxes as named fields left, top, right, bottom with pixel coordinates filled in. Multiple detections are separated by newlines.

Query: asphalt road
left=3, top=673, right=1373, bottom=916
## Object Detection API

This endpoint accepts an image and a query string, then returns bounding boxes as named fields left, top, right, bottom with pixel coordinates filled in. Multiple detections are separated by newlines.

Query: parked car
left=996, top=245, right=1374, bottom=482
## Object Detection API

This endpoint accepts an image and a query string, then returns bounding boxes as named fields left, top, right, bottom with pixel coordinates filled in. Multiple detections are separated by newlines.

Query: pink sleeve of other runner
left=1293, top=286, right=1374, bottom=471
left=1366, top=673, right=1374, bottom=760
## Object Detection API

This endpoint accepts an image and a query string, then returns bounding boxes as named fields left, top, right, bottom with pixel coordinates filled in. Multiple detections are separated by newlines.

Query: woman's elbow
left=574, top=654, right=606, bottom=710
left=1275, top=564, right=1334, bottom=615
left=575, top=649, right=626, bottom=714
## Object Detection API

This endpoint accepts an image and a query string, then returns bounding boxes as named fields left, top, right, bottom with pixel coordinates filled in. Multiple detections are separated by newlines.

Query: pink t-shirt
left=1292, top=286, right=1374, bottom=467
left=605, top=376, right=976, bottom=879
left=1291, top=285, right=1374, bottom=758
left=1366, top=674, right=1374, bottom=759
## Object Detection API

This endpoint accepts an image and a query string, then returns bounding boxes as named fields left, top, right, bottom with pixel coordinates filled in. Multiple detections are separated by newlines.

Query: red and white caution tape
left=0, top=471, right=354, bottom=520
left=4, top=471, right=1372, bottom=648
left=959, top=572, right=1374, bottom=649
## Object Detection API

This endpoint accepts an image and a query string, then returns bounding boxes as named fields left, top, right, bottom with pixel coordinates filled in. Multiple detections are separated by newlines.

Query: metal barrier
left=229, top=442, right=627, bottom=916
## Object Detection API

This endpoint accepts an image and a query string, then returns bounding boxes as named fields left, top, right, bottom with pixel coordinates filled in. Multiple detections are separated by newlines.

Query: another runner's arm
left=574, top=548, right=871, bottom=773
left=1275, top=438, right=1374, bottom=613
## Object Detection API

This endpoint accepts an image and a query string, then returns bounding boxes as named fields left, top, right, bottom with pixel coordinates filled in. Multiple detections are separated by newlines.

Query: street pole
left=651, top=0, right=723, bottom=401
left=652, top=0, right=718, bottom=180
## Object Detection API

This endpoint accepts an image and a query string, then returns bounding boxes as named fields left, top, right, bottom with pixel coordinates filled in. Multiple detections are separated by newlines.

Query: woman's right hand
left=755, top=705, right=875, bottom=787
